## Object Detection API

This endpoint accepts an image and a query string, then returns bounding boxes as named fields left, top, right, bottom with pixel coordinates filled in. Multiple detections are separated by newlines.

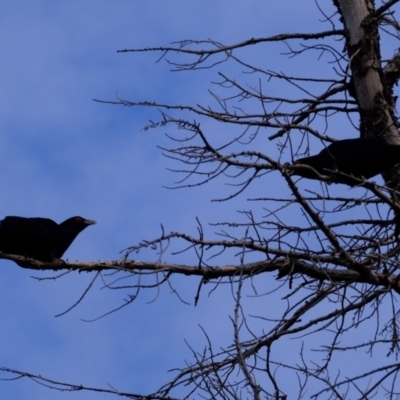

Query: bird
left=292, top=136, right=400, bottom=185
left=0, top=216, right=96, bottom=262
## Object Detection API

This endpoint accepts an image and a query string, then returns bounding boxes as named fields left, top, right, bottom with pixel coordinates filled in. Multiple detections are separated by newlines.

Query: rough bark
left=338, top=0, right=399, bottom=140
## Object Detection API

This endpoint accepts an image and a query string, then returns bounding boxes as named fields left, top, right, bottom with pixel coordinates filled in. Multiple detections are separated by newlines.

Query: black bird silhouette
left=292, top=137, right=400, bottom=185
left=0, top=216, right=96, bottom=261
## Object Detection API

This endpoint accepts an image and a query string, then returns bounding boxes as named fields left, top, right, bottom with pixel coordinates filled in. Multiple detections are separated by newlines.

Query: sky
left=0, top=1, right=398, bottom=399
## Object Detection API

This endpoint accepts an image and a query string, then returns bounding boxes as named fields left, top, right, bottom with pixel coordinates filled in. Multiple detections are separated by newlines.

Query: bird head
left=60, top=216, right=97, bottom=233
left=70, top=216, right=96, bottom=226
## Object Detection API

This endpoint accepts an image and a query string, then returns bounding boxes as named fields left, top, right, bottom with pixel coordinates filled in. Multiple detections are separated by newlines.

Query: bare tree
left=2, top=1, right=400, bottom=399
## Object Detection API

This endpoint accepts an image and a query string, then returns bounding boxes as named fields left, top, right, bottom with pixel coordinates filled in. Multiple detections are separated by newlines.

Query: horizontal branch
left=2, top=253, right=400, bottom=293
left=0, top=367, right=172, bottom=400
left=117, top=30, right=345, bottom=57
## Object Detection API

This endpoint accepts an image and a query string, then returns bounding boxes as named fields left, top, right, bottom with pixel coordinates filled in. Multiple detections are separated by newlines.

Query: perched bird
left=0, top=216, right=96, bottom=261
left=292, top=136, right=400, bottom=185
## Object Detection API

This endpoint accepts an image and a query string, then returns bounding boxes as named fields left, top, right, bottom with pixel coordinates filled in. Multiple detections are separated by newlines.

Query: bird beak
left=84, top=219, right=97, bottom=225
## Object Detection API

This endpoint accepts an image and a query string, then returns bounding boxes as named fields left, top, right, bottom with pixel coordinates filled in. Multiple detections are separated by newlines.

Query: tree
left=2, top=1, right=400, bottom=399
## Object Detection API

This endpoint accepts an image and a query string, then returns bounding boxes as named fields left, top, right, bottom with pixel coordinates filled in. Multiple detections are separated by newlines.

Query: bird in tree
left=292, top=136, right=400, bottom=185
left=0, top=216, right=96, bottom=262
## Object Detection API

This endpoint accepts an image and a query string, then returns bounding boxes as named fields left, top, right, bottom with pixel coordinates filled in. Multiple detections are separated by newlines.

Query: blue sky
left=0, top=1, right=395, bottom=399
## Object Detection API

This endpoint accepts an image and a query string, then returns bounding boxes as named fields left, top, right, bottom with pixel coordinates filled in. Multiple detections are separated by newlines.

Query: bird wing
left=0, top=217, right=62, bottom=260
